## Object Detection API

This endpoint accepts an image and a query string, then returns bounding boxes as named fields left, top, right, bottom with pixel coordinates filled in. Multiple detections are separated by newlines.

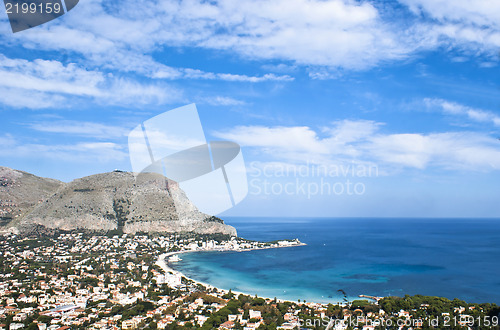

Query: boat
left=168, top=255, right=182, bottom=262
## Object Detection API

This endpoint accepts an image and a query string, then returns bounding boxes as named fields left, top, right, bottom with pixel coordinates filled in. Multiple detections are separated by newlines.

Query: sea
left=170, top=217, right=500, bottom=304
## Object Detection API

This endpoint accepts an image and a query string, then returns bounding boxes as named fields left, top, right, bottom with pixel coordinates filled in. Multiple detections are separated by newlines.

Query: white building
left=249, top=310, right=262, bottom=319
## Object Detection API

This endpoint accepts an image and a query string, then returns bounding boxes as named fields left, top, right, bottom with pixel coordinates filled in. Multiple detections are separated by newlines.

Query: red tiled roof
left=220, top=320, right=235, bottom=329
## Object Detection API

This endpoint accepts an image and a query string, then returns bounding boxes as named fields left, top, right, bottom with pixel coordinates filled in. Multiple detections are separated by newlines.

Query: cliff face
left=0, top=167, right=236, bottom=236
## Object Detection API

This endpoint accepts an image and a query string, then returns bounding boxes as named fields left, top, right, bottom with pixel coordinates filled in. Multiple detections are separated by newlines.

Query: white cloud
left=430, top=23, right=500, bottom=54
left=400, top=0, right=500, bottom=28
left=201, top=96, right=246, bottom=106
left=424, top=98, right=500, bottom=127
left=170, top=69, right=293, bottom=82
left=261, top=63, right=298, bottom=73
left=149, top=64, right=293, bottom=82
left=370, top=132, right=500, bottom=171
left=215, top=125, right=331, bottom=155
left=213, top=73, right=293, bottom=82
left=10, top=3, right=293, bottom=82
left=0, top=55, right=104, bottom=96
left=0, top=134, right=16, bottom=147
left=368, top=133, right=431, bottom=169
left=479, top=61, right=498, bottom=68
left=2, top=0, right=414, bottom=73
left=322, top=120, right=382, bottom=145
left=307, top=69, right=344, bottom=80
left=400, top=0, right=500, bottom=57
left=216, top=120, right=383, bottom=166
left=0, top=134, right=128, bottom=163
left=2, top=0, right=498, bottom=80
left=103, top=78, right=182, bottom=106
left=0, top=86, right=66, bottom=109
left=28, top=121, right=129, bottom=139
left=215, top=120, right=500, bottom=171
left=0, top=54, right=182, bottom=108
left=182, top=0, right=408, bottom=69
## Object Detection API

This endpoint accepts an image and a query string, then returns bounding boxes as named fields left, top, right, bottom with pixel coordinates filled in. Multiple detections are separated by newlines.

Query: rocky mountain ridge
left=0, top=167, right=236, bottom=236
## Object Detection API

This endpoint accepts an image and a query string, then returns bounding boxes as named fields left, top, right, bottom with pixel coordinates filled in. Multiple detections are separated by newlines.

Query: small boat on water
left=168, top=255, right=182, bottom=262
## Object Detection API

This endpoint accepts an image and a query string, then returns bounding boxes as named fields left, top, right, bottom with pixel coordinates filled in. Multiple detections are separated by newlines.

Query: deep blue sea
left=170, top=218, right=500, bottom=304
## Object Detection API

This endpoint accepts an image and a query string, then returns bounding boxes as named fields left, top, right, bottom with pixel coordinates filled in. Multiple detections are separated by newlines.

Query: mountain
left=0, top=167, right=63, bottom=227
left=0, top=167, right=236, bottom=236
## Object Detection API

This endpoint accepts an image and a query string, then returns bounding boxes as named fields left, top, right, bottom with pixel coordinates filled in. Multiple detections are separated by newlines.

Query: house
left=4, top=306, right=17, bottom=315
left=398, top=310, right=410, bottom=318
left=121, top=319, right=138, bottom=330
left=194, top=315, right=208, bottom=326
left=157, top=318, right=173, bottom=329
left=12, top=313, right=27, bottom=322
left=244, top=321, right=263, bottom=329
left=249, top=310, right=262, bottom=320
left=219, top=320, right=235, bottom=329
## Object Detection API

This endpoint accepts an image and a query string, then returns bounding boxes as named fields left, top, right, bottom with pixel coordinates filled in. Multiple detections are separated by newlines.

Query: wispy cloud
left=0, top=87, right=66, bottom=109
left=201, top=96, right=246, bottom=106
left=27, top=120, right=129, bottom=139
left=2, top=0, right=497, bottom=80
left=0, top=0, right=409, bottom=75
left=369, top=131, right=500, bottom=170
left=155, top=69, right=293, bottom=82
left=0, top=54, right=182, bottom=109
left=400, top=0, right=500, bottom=58
left=9, top=13, right=293, bottom=83
left=215, top=120, right=500, bottom=172
left=400, top=0, right=500, bottom=28
left=1, top=0, right=498, bottom=96
left=424, top=98, right=500, bottom=127
left=0, top=134, right=127, bottom=163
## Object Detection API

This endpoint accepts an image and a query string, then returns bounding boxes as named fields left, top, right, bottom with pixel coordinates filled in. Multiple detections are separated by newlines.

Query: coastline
left=155, top=243, right=307, bottom=304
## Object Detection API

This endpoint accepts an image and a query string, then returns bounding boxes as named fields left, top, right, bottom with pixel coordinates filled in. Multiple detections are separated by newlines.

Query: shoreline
left=155, top=243, right=309, bottom=304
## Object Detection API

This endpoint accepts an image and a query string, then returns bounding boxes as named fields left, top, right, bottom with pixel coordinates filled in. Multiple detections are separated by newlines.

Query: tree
left=26, top=324, right=38, bottom=330
left=252, top=297, right=265, bottom=306
left=37, top=315, right=52, bottom=323
left=223, top=289, right=235, bottom=299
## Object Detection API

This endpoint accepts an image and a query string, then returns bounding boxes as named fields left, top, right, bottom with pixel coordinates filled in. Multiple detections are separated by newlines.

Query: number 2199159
left=5, top=2, right=62, bottom=14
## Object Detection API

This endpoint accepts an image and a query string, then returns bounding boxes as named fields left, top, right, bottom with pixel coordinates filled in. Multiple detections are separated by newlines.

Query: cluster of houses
left=0, top=232, right=308, bottom=329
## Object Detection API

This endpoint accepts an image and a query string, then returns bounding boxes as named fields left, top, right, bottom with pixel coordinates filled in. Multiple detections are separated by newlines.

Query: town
left=0, top=231, right=498, bottom=330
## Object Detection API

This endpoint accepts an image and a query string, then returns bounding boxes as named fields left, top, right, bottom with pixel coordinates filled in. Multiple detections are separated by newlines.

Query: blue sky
left=0, top=0, right=499, bottom=217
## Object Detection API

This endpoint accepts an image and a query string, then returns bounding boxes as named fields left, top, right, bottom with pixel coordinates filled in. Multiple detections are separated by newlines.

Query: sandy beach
left=156, top=250, right=219, bottom=292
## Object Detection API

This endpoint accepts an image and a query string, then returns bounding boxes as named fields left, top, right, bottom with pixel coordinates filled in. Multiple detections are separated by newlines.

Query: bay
left=170, top=217, right=500, bottom=304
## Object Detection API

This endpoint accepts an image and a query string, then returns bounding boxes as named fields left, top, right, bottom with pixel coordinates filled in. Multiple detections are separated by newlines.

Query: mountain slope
left=0, top=168, right=236, bottom=236
left=0, top=166, right=63, bottom=228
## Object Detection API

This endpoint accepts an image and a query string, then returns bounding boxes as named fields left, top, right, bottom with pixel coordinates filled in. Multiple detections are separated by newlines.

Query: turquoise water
left=170, top=218, right=500, bottom=304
